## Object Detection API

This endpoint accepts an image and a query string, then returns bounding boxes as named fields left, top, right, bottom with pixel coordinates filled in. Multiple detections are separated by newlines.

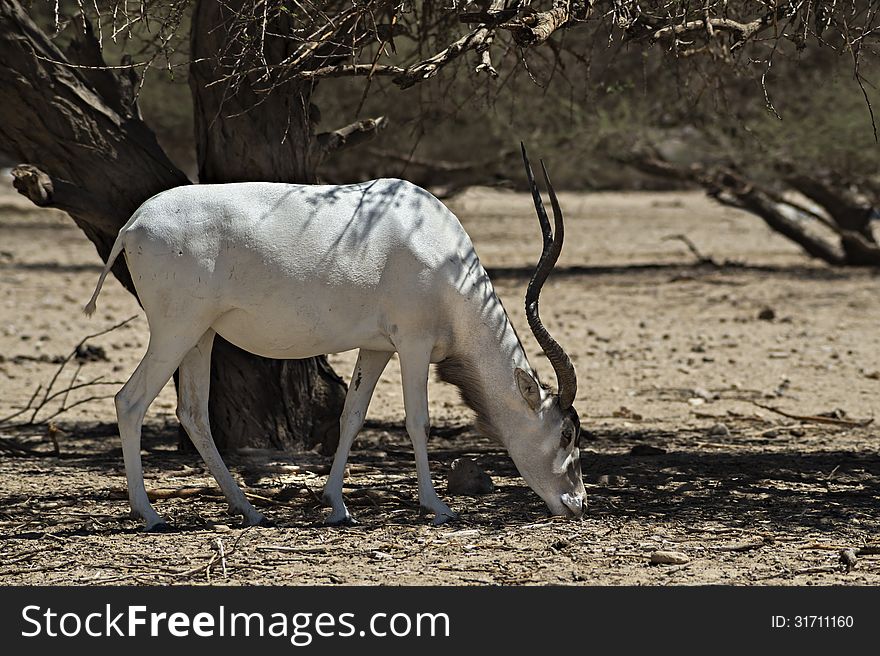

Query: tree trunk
left=0, top=0, right=345, bottom=453
left=188, top=0, right=346, bottom=453
left=0, top=0, right=189, bottom=294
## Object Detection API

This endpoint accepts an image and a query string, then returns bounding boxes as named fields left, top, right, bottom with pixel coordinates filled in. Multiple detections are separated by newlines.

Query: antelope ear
left=515, top=367, right=542, bottom=413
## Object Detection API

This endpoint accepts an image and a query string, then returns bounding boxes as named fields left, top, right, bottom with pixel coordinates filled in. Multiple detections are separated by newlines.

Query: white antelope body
left=86, top=147, right=586, bottom=530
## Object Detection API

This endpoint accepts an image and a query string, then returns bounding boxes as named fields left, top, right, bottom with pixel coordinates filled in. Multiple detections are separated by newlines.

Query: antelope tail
left=83, top=229, right=126, bottom=317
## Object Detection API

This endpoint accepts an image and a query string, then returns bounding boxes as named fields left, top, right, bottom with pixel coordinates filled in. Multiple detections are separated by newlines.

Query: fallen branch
left=792, top=565, right=841, bottom=576
left=626, top=152, right=849, bottom=265
left=624, top=148, right=880, bottom=267
left=109, top=485, right=312, bottom=509
left=712, top=539, right=766, bottom=552
left=752, top=403, right=874, bottom=427
left=255, top=544, right=329, bottom=554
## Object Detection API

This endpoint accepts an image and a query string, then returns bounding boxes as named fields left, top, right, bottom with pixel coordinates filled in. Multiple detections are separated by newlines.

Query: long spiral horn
left=521, top=143, right=578, bottom=410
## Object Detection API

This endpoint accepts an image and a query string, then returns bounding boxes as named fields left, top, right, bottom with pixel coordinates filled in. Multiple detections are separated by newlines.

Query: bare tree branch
left=316, top=116, right=389, bottom=157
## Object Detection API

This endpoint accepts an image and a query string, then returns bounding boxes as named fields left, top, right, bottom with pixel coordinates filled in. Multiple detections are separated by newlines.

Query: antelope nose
left=560, top=492, right=585, bottom=518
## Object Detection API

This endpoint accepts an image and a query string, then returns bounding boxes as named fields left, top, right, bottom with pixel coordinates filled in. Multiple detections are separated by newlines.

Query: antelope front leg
left=398, top=343, right=458, bottom=525
left=323, top=349, right=391, bottom=525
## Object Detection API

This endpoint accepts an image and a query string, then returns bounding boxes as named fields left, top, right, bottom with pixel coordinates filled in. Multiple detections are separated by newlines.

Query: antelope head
left=503, top=144, right=586, bottom=518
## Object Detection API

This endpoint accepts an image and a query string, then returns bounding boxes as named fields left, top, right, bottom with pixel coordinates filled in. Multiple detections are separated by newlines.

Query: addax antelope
left=85, top=145, right=586, bottom=530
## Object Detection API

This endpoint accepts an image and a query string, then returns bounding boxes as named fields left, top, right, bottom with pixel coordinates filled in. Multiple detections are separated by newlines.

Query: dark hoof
left=257, top=516, right=276, bottom=528
left=432, top=512, right=459, bottom=526
left=326, top=514, right=358, bottom=527
left=144, top=521, right=176, bottom=533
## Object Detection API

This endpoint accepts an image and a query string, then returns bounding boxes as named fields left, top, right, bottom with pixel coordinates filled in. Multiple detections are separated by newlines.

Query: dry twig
left=752, top=403, right=874, bottom=427
left=0, top=316, right=137, bottom=434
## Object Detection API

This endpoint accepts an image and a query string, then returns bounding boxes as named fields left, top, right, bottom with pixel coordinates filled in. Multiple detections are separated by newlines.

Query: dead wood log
left=625, top=151, right=880, bottom=267
left=785, top=173, right=880, bottom=265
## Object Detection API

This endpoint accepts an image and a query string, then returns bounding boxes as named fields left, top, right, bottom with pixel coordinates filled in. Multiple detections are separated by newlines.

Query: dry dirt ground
left=1, top=180, right=879, bottom=585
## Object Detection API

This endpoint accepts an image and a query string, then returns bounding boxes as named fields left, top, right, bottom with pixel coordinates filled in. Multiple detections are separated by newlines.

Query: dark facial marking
left=567, top=406, right=582, bottom=447
left=566, top=457, right=581, bottom=486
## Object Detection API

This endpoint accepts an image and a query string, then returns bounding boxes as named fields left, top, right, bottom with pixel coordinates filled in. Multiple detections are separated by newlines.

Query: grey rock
left=447, top=458, right=494, bottom=495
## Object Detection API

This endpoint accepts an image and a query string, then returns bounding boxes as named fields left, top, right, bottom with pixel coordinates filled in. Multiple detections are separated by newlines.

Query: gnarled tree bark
left=0, top=0, right=346, bottom=454
left=0, top=0, right=189, bottom=297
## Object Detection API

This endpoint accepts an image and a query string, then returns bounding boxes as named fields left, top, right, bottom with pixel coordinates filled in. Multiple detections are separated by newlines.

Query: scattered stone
left=613, top=406, right=643, bottom=420
left=75, top=343, right=109, bottom=363
left=758, top=307, right=776, bottom=321
left=839, top=549, right=858, bottom=572
left=276, top=486, right=306, bottom=501
left=864, top=370, right=880, bottom=380
left=447, top=458, right=494, bottom=495
left=212, top=524, right=232, bottom=533
left=773, top=378, right=791, bottom=396
left=650, top=550, right=689, bottom=565
left=708, top=423, right=730, bottom=437
left=597, top=474, right=628, bottom=487
left=692, top=387, right=714, bottom=401
left=630, top=444, right=666, bottom=456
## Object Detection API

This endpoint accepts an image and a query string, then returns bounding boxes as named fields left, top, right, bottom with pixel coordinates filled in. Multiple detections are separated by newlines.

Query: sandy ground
left=1, top=179, right=879, bottom=585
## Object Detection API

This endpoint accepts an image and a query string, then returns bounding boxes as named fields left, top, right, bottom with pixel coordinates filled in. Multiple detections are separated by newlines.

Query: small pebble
left=650, top=550, right=689, bottom=565
left=708, top=423, right=730, bottom=437
left=692, top=387, right=714, bottom=401
left=839, top=549, right=858, bottom=572
left=758, top=307, right=776, bottom=321
left=447, top=458, right=494, bottom=495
